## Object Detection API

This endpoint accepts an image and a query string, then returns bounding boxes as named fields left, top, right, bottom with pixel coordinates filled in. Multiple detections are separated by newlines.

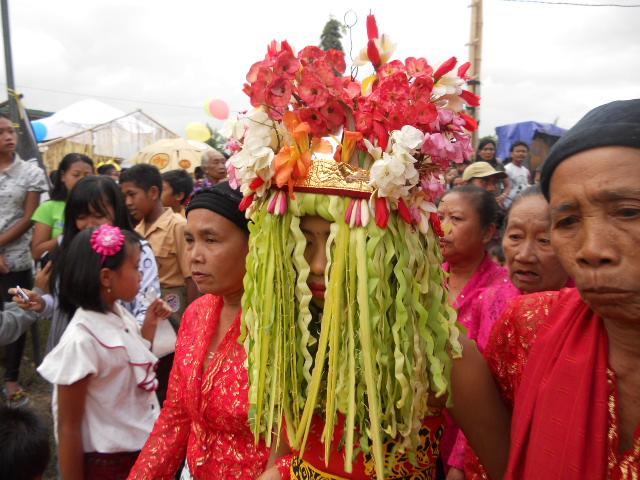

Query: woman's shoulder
left=32, top=199, right=64, bottom=221
left=180, top=294, right=222, bottom=330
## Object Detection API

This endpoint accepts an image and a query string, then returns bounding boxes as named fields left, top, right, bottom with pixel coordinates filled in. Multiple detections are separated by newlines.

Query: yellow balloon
left=185, top=122, right=211, bottom=142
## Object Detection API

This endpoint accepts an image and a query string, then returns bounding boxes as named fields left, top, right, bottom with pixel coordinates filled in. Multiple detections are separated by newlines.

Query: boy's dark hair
left=0, top=406, right=50, bottom=480
left=0, top=112, right=10, bottom=121
left=120, top=163, right=162, bottom=194
left=162, top=169, right=194, bottom=205
left=443, top=185, right=500, bottom=230
left=56, top=227, right=140, bottom=317
left=97, top=164, right=117, bottom=176
left=50, top=153, right=94, bottom=201
left=510, top=140, right=530, bottom=152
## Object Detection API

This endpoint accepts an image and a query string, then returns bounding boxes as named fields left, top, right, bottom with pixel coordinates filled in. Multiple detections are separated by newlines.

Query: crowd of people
left=0, top=92, right=638, bottom=479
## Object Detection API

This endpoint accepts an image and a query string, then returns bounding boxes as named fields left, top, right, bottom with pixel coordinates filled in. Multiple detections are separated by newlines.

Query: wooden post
left=467, top=0, right=483, bottom=147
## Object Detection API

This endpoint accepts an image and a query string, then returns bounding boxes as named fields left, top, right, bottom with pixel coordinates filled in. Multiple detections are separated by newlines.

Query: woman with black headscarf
left=129, top=182, right=271, bottom=479
left=476, top=99, right=640, bottom=479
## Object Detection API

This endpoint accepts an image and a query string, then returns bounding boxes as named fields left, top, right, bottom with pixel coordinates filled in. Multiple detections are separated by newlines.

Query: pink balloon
left=208, top=99, right=230, bottom=120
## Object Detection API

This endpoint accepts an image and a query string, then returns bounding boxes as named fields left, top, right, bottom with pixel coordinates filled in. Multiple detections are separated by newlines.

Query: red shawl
left=506, top=288, right=609, bottom=479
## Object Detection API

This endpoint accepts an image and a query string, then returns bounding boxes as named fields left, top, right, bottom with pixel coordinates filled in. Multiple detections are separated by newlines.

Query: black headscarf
left=541, top=99, right=640, bottom=199
left=186, top=181, right=249, bottom=234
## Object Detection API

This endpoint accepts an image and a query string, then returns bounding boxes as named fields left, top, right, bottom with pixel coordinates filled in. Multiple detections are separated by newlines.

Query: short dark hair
left=0, top=406, right=50, bottom=480
left=97, top=164, right=117, bottom=176
left=50, top=153, right=94, bottom=201
left=510, top=140, right=529, bottom=152
left=443, top=185, right=500, bottom=229
left=162, top=169, right=194, bottom=205
left=119, top=164, right=162, bottom=194
left=0, top=113, right=10, bottom=121
left=56, top=227, right=141, bottom=317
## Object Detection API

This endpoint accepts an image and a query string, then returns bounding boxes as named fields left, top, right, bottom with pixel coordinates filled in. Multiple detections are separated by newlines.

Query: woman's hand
left=446, top=467, right=465, bottom=480
left=8, top=287, right=45, bottom=313
left=257, top=465, right=281, bottom=480
left=141, top=298, right=173, bottom=344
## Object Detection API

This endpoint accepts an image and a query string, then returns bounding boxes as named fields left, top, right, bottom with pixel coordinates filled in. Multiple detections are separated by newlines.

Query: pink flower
left=91, top=225, right=125, bottom=263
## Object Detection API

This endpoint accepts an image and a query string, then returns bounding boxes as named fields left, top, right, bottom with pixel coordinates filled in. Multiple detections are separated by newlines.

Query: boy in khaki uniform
left=120, top=164, right=198, bottom=328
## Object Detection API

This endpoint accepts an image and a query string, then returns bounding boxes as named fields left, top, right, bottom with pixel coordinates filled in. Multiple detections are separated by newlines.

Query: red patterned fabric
left=128, top=295, right=270, bottom=479
left=466, top=289, right=640, bottom=480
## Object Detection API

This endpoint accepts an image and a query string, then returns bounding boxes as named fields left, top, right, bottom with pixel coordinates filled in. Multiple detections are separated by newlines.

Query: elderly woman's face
left=185, top=209, right=248, bottom=296
left=549, top=146, right=640, bottom=322
left=503, top=195, right=568, bottom=293
left=301, top=215, right=331, bottom=308
left=438, top=192, right=493, bottom=264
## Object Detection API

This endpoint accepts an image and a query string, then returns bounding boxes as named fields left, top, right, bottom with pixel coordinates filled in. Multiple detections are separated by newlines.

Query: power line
left=0, top=82, right=203, bottom=110
left=501, top=0, right=640, bottom=6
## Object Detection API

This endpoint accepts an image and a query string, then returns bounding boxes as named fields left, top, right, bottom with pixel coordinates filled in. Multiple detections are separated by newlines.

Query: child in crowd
left=37, top=225, right=171, bottom=479
left=0, top=405, right=50, bottom=480
left=161, top=169, right=194, bottom=216
left=14, top=176, right=162, bottom=354
left=31, top=153, right=94, bottom=262
left=120, top=164, right=197, bottom=327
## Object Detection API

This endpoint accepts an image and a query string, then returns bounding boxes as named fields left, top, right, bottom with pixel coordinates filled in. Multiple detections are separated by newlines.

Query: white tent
left=38, top=99, right=178, bottom=171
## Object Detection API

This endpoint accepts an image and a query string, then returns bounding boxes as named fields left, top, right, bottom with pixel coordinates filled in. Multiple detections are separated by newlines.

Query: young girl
left=37, top=224, right=171, bottom=480
left=16, top=175, right=162, bottom=353
left=30, top=153, right=94, bottom=261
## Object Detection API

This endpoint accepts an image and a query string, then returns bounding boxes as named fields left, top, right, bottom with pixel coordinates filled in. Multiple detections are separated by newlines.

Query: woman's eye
left=185, top=237, right=194, bottom=244
left=538, top=237, right=551, bottom=246
left=508, top=234, right=522, bottom=241
left=617, top=208, right=640, bottom=218
left=554, top=216, right=578, bottom=229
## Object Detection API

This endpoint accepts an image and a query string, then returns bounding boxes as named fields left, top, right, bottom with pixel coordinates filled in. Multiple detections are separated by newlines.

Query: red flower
left=457, top=62, right=472, bottom=80
left=367, top=39, right=382, bottom=69
left=299, top=108, right=328, bottom=137
left=239, top=193, right=256, bottom=212
left=325, top=49, right=346, bottom=74
left=375, top=196, right=390, bottom=229
left=410, top=76, right=435, bottom=101
left=299, top=46, right=324, bottom=66
left=405, top=57, right=433, bottom=78
left=266, top=78, right=293, bottom=108
left=378, top=60, right=406, bottom=79
left=413, top=100, right=438, bottom=127
left=320, top=99, right=346, bottom=134
left=459, top=112, right=478, bottom=131
left=460, top=89, right=480, bottom=107
left=274, top=51, right=300, bottom=79
left=397, top=198, right=414, bottom=225
left=434, top=56, right=457, bottom=80
left=429, top=212, right=444, bottom=237
left=298, top=75, right=329, bottom=108
left=366, top=14, right=379, bottom=40
left=249, top=177, right=265, bottom=190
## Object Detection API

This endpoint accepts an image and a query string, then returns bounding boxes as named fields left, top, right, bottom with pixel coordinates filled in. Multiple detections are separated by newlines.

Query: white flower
left=369, top=151, right=417, bottom=200
left=390, top=125, right=425, bottom=151
left=353, top=34, right=396, bottom=66
left=412, top=195, right=438, bottom=235
left=363, top=138, right=383, bottom=161
left=431, top=74, right=464, bottom=100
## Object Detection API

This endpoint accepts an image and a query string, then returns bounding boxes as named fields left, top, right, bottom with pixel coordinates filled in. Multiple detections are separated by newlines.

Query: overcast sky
left=2, top=0, right=639, bottom=140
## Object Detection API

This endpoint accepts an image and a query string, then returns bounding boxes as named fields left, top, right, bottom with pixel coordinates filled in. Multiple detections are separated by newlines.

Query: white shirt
left=38, top=304, right=159, bottom=453
left=505, top=163, right=531, bottom=203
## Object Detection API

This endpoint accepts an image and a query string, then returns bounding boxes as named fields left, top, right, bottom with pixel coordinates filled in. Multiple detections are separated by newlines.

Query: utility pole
left=467, top=0, right=483, bottom=146
left=1, top=0, right=18, bottom=125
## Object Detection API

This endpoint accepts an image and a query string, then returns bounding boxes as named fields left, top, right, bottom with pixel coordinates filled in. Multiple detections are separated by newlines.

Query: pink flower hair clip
left=90, top=224, right=125, bottom=264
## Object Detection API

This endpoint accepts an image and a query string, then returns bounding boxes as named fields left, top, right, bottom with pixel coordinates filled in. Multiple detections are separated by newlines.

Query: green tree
left=205, top=125, right=229, bottom=154
left=320, top=17, right=345, bottom=52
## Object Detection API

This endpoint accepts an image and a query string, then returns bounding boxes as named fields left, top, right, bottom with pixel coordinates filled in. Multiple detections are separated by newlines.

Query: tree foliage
left=320, top=17, right=345, bottom=52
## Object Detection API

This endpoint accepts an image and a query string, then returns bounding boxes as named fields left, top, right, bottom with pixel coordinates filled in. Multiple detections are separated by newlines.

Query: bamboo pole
left=468, top=0, right=483, bottom=146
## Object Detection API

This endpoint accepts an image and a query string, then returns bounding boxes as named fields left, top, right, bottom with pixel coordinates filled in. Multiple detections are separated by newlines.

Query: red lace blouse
left=465, top=291, right=640, bottom=479
left=128, top=295, right=270, bottom=479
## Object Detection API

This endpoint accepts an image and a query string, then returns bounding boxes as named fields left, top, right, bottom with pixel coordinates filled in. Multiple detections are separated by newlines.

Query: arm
left=0, top=191, right=40, bottom=247
left=449, top=335, right=510, bottom=480
left=57, top=375, right=90, bottom=480
left=0, top=303, right=38, bottom=345
left=258, top=436, right=293, bottom=480
left=140, top=298, right=172, bottom=344
left=31, top=222, right=58, bottom=260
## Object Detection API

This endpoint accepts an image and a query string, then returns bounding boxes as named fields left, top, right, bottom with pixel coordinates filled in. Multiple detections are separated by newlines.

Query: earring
left=107, top=287, right=112, bottom=294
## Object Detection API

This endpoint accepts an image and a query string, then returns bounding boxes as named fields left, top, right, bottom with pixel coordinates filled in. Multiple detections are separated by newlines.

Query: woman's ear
left=176, top=192, right=186, bottom=204
left=482, top=224, right=497, bottom=244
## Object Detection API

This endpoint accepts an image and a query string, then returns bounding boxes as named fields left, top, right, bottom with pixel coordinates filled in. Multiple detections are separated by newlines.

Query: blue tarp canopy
left=495, top=121, right=567, bottom=160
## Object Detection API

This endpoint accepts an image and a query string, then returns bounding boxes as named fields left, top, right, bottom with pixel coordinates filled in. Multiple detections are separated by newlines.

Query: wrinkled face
left=301, top=215, right=331, bottom=308
left=109, top=243, right=142, bottom=303
left=0, top=117, right=17, bottom=155
left=185, top=208, right=248, bottom=296
left=62, top=161, right=93, bottom=193
left=120, top=182, right=156, bottom=222
left=478, top=143, right=496, bottom=161
left=511, top=145, right=529, bottom=166
left=470, top=176, right=499, bottom=194
left=503, top=195, right=568, bottom=293
left=549, top=146, right=640, bottom=322
left=445, top=168, right=458, bottom=184
left=75, top=204, right=115, bottom=231
left=438, top=192, right=493, bottom=264
left=202, top=153, right=227, bottom=181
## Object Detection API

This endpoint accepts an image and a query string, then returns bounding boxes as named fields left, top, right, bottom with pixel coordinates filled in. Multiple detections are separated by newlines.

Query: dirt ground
left=2, top=318, right=58, bottom=479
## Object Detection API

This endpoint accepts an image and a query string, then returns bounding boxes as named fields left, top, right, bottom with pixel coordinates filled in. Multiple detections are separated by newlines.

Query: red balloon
left=208, top=99, right=230, bottom=120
